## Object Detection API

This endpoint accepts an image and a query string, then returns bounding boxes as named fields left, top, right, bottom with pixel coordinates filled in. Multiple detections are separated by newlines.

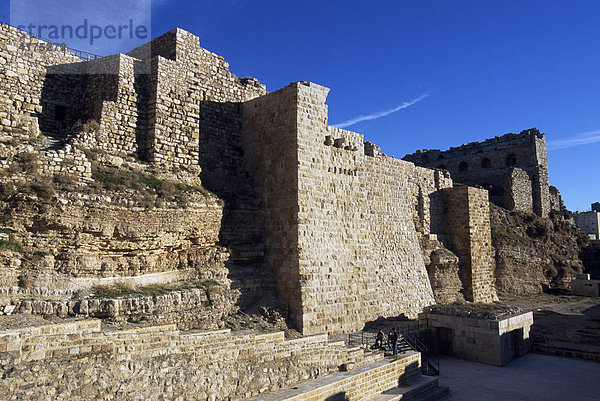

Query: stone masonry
left=426, top=310, right=533, bottom=366
left=404, top=129, right=553, bottom=217
left=443, top=187, right=498, bottom=303
left=0, top=319, right=391, bottom=399
left=0, top=24, right=500, bottom=337
left=242, top=82, right=463, bottom=334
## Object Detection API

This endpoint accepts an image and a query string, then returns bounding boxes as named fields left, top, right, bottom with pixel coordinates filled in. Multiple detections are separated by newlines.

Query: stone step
left=246, top=352, right=421, bottom=401
left=411, top=386, right=449, bottom=401
left=366, top=376, right=446, bottom=401
left=533, top=342, right=600, bottom=362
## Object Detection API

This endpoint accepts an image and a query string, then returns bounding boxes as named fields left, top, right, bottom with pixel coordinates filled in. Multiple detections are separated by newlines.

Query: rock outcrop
left=491, top=204, right=587, bottom=293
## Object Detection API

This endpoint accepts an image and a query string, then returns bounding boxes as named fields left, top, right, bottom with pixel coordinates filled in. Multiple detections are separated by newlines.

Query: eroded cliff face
left=0, top=119, right=246, bottom=326
left=490, top=204, right=587, bottom=293
left=4, top=192, right=227, bottom=287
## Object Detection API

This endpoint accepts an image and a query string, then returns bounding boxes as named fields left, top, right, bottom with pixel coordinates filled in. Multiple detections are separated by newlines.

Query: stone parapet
left=247, top=353, right=421, bottom=401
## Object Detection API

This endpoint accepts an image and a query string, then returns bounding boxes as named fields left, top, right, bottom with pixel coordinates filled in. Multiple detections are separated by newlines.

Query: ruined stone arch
left=481, top=157, right=491, bottom=169
left=459, top=161, right=469, bottom=172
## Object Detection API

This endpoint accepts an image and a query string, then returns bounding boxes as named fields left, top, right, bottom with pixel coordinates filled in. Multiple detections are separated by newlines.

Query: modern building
left=574, top=204, right=600, bottom=240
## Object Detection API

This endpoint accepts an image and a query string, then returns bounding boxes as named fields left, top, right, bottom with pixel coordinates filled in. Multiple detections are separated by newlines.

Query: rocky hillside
left=0, top=122, right=283, bottom=328
left=490, top=204, right=588, bottom=293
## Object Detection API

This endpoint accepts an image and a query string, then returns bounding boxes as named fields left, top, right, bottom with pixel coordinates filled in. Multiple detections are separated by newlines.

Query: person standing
left=388, top=328, right=399, bottom=356
left=375, top=329, right=384, bottom=349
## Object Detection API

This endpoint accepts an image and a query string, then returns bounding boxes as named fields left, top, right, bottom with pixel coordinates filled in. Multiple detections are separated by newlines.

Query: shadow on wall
left=197, top=100, right=282, bottom=312
left=583, top=303, right=600, bottom=320
left=362, top=314, right=420, bottom=333
left=38, top=63, right=87, bottom=143
left=133, top=60, right=150, bottom=161
left=325, top=392, right=347, bottom=401
left=499, top=326, right=530, bottom=365
left=435, top=327, right=454, bottom=356
left=399, top=361, right=420, bottom=386
left=39, top=61, right=149, bottom=159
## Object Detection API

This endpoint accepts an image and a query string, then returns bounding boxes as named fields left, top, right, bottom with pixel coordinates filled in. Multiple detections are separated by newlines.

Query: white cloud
left=547, top=129, right=600, bottom=150
left=333, top=94, right=429, bottom=129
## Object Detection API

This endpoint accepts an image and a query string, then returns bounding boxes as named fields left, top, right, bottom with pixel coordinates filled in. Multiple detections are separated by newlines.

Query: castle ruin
left=403, top=129, right=556, bottom=217
left=0, top=24, right=506, bottom=333
left=0, top=24, right=559, bottom=399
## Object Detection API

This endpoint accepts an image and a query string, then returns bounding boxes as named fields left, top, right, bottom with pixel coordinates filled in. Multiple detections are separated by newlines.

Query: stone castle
left=0, top=24, right=562, bottom=399
left=403, top=128, right=562, bottom=217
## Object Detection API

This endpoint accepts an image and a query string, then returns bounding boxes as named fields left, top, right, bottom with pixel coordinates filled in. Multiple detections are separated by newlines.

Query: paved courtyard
left=438, top=353, right=600, bottom=401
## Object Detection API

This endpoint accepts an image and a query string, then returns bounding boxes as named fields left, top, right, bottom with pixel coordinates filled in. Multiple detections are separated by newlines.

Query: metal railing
left=404, top=334, right=440, bottom=375
left=346, top=319, right=425, bottom=347
left=2, top=21, right=102, bottom=61
left=347, top=319, right=440, bottom=375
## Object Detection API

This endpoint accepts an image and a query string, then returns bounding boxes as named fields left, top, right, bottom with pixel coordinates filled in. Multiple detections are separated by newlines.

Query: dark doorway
left=436, top=327, right=454, bottom=355
left=54, top=104, right=67, bottom=121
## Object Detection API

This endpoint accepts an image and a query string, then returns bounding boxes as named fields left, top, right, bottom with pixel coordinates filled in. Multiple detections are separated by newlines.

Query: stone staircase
left=247, top=352, right=448, bottom=401
left=532, top=340, right=600, bottom=362
left=367, top=376, right=448, bottom=401
left=0, top=317, right=450, bottom=400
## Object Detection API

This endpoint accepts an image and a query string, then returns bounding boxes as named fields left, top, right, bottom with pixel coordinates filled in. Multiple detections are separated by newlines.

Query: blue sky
left=3, top=1, right=599, bottom=211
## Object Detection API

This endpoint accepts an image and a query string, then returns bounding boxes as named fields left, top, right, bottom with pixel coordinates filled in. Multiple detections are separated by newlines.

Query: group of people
left=374, top=328, right=400, bottom=355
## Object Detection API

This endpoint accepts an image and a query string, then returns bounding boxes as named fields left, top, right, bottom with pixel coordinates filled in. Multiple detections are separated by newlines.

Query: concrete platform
left=437, top=354, right=600, bottom=401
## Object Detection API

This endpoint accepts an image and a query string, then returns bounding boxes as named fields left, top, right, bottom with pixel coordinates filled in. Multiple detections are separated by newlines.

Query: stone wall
left=501, top=167, right=532, bottom=213
left=0, top=25, right=266, bottom=170
left=242, top=84, right=302, bottom=323
left=127, top=28, right=267, bottom=169
left=0, top=287, right=234, bottom=330
left=0, top=23, right=85, bottom=138
left=243, top=82, right=458, bottom=335
left=404, top=128, right=553, bottom=217
left=443, top=187, right=497, bottom=303
left=427, top=310, right=533, bottom=366
left=548, top=186, right=564, bottom=212
left=80, top=54, right=147, bottom=157
left=0, top=320, right=375, bottom=399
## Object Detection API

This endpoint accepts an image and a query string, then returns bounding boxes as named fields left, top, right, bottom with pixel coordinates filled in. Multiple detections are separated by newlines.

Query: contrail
left=333, top=94, right=429, bottom=129
left=547, top=129, right=600, bottom=150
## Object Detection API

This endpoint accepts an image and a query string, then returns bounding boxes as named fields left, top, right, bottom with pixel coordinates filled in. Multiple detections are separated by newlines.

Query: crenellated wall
left=403, top=128, right=553, bottom=217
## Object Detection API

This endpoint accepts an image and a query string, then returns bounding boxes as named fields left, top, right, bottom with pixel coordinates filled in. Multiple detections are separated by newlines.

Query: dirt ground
left=498, top=293, right=600, bottom=354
